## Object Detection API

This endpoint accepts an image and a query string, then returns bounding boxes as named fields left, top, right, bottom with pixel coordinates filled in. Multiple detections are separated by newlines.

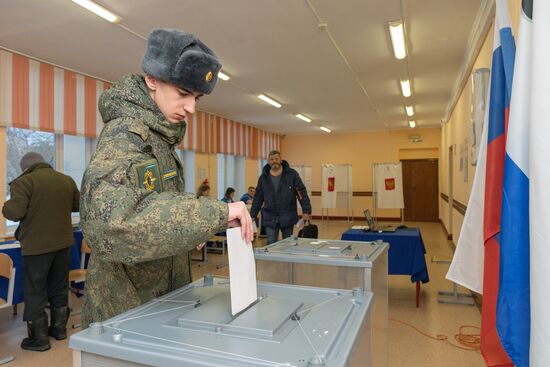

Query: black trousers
left=22, top=247, right=71, bottom=321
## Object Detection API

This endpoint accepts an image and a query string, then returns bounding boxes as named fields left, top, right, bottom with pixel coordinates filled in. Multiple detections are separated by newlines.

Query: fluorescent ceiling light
left=296, top=114, right=312, bottom=123
left=400, top=79, right=411, bottom=97
left=320, top=126, right=331, bottom=133
left=72, top=0, right=120, bottom=23
left=388, top=21, right=406, bottom=59
left=408, top=120, right=416, bottom=128
left=218, top=71, right=230, bottom=81
left=257, top=94, right=282, bottom=108
left=405, top=105, right=414, bottom=116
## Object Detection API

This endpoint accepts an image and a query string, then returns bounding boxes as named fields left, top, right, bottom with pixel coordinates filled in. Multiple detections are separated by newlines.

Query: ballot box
left=70, top=275, right=373, bottom=367
left=254, top=237, right=389, bottom=367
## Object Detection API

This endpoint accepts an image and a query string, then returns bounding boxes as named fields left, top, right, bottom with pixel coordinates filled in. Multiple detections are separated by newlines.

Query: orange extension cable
left=389, top=318, right=481, bottom=352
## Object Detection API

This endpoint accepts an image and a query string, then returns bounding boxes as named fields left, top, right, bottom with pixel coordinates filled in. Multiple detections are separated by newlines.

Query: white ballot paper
left=226, top=227, right=258, bottom=315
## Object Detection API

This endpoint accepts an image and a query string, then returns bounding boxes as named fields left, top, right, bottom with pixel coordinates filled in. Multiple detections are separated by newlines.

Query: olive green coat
left=2, top=163, right=79, bottom=255
left=80, top=74, right=228, bottom=328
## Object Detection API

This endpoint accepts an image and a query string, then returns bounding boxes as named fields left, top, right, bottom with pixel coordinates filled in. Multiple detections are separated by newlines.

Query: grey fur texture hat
left=141, top=28, right=221, bottom=95
left=20, top=152, right=45, bottom=171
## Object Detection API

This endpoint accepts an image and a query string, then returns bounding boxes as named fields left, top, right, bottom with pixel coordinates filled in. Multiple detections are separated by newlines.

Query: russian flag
left=498, top=0, right=550, bottom=365
left=529, top=0, right=550, bottom=365
left=448, top=1, right=550, bottom=364
left=481, top=1, right=515, bottom=365
left=497, top=1, right=531, bottom=366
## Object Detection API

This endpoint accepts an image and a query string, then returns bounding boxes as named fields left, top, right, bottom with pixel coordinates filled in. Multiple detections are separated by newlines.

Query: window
left=235, top=156, right=245, bottom=198
left=85, top=138, right=97, bottom=165
left=217, top=154, right=244, bottom=201
left=225, top=154, right=235, bottom=192
left=3, top=129, right=98, bottom=230
left=5, top=127, right=55, bottom=227
left=217, top=153, right=226, bottom=200
left=178, top=150, right=195, bottom=193
left=63, top=135, right=86, bottom=189
left=258, top=158, right=268, bottom=176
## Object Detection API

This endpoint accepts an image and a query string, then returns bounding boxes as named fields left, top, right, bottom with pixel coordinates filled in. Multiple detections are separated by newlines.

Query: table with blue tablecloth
left=341, top=227, right=429, bottom=307
left=0, top=230, right=86, bottom=310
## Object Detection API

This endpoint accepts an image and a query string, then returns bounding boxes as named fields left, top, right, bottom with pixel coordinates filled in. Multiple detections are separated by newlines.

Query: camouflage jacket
left=80, top=74, right=228, bottom=328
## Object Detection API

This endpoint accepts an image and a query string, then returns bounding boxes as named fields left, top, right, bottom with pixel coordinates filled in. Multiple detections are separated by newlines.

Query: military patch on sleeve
left=133, top=159, right=163, bottom=193
left=162, top=169, right=178, bottom=181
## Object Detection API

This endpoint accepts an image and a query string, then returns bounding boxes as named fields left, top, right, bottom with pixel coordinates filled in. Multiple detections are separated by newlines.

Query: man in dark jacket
left=2, top=152, right=80, bottom=352
left=250, top=150, right=311, bottom=244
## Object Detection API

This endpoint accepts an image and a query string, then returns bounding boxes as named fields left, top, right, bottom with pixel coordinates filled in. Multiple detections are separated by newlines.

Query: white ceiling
left=0, top=0, right=485, bottom=135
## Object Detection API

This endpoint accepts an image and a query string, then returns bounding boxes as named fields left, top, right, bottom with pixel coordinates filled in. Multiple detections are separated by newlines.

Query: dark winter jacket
left=250, top=160, right=311, bottom=228
left=2, top=163, right=80, bottom=256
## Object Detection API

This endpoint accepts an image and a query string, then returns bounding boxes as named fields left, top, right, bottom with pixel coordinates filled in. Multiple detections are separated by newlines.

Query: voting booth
left=70, top=275, right=373, bottom=367
left=255, top=237, right=389, bottom=367
left=320, top=164, right=353, bottom=222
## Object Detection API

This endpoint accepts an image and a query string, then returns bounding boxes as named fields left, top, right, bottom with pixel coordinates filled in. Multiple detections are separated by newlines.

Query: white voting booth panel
left=321, top=164, right=353, bottom=221
left=372, top=163, right=404, bottom=210
left=255, top=237, right=389, bottom=367
left=70, top=276, right=373, bottom=367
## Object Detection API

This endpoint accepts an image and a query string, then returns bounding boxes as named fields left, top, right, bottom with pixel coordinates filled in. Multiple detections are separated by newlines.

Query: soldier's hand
left=196, top=242, right=206, bottom=251
left=227, top=201, right=254, bottom=243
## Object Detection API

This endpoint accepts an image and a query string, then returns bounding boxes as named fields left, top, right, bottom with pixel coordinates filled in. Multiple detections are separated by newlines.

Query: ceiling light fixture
left=405, top=105, right=414, bottom=116
left=296, top=114, right=312, bottom=123
left=71, top=0, right=120, bottom=23
left=257, top=94, right=282, bottom=108
left=388, top=21, right=406, bottom=60
left=320, top=126, right=331, bottom=133
left=218, top=71, right=230, bottom=81
left=400, top=79, right=411, bottom=97
left=408, top=120, right=416, bottom=128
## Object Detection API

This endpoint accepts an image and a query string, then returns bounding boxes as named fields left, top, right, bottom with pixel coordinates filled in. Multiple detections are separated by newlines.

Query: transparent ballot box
left=255, top=237, right=389, bottom=367
left=70, top=275, right=373, bottom=367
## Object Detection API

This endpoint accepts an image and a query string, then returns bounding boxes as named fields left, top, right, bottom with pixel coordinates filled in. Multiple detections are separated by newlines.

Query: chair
left=190, top=242, right=208, bottom=265
left=208, top=235, right=227, bottom=255
left=0, top=253, right=16, bottom=365
left=68, top=239, right=92, bottom=328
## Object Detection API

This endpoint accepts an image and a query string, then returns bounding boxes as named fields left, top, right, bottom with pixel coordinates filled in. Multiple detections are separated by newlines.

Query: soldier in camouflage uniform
left=80, top=29, right=253, bottom=328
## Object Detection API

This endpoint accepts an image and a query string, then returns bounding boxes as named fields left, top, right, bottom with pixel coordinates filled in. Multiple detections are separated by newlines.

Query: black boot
left=49, top=306, right=70, bottom=340
left=21, top=313, right=51, bottom=351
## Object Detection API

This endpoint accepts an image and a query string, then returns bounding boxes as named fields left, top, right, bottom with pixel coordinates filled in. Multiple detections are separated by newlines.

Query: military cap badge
left=205, top=71, right=213, bottom=82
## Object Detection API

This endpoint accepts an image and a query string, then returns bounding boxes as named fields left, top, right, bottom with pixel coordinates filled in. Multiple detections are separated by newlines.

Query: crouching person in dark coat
left=2, top=152, right=80, bottom=351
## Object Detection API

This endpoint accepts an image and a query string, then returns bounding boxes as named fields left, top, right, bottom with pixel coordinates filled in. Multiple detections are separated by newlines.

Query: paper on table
left=226, top=227, right=258, bottom=315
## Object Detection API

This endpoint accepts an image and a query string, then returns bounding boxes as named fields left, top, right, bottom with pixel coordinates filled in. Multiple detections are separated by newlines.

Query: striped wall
left=0, top=50, right=110, bottom=138
left=179, top=112, right=281, bottom=159
left=0, top=49, right=281, bottom=159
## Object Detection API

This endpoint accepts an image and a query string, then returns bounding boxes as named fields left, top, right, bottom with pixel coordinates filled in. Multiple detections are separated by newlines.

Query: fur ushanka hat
left=141, top=28, right=221, bottom=95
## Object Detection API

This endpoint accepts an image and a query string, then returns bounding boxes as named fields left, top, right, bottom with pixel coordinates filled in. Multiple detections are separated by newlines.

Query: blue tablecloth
left=341, top=228, right=430, bottom=284
left=0, top=230, right=85, bottom=305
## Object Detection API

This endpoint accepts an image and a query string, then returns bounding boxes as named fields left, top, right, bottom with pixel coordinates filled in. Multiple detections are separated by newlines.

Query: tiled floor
left=0, top=221, right=484, bottom=366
